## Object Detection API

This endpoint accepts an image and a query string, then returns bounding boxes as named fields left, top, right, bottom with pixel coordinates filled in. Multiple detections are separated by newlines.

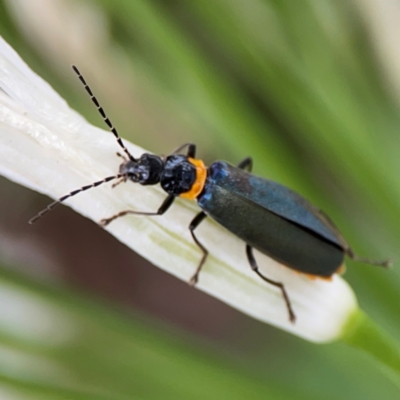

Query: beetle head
left=120, top=153, right=164, bottom=185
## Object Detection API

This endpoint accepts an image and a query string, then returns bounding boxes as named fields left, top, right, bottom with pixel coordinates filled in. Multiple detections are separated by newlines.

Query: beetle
left=29, top=66, right=391, bottom=323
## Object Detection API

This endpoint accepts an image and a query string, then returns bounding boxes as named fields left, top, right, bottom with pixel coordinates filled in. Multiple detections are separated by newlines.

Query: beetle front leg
left=99, top=194, right=175, bottom=227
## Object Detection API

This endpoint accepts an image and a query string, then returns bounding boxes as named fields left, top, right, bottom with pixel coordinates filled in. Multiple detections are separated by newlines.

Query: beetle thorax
left=160, top=155, right=197, bottom=195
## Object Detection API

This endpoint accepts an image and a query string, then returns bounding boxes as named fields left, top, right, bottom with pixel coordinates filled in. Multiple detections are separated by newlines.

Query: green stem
left=342, top=310, right=400, bottom=386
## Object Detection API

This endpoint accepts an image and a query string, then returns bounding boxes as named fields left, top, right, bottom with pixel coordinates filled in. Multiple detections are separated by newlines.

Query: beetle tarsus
left=99, top=218, right=112, bottom=227
left=188, top=274, right=198, bottom=287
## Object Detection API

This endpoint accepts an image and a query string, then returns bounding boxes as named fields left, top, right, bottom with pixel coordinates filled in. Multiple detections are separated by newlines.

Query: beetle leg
left=111, top=176, right=128, bottom=188
left=99, top=194, right=175, bottom=227
left=237, top=157, right=253, bottom=172
left=246, top=245, right=296, bottom=323
left=171, top=143, right=196, bottom=158
left=188, top=211, right=208, bottom=286
left=116, top=152, right=127, bottom=161
left=346, top=248, right=392, bottom=268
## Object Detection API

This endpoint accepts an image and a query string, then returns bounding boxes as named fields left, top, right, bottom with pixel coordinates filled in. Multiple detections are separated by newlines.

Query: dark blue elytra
left=198, top=162, right=346, bottom=277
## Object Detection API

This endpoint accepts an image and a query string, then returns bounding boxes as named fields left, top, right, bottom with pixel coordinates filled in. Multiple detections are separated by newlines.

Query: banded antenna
left=72, top=65, right=136, bottom=161
left=29, top=66, right=133, bottom=224
left=28, top=175, right=123, bottom=224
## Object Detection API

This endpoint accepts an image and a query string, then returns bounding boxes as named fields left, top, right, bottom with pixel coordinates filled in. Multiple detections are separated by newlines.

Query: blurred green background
left=0, top=0, right=400, bottom=399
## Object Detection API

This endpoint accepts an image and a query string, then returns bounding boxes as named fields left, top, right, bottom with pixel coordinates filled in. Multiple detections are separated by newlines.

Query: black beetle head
left=119, top=154, right=164, bottom=185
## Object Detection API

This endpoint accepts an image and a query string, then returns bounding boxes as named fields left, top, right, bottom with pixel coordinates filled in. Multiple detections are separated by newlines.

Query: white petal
left=0, top=37, right=358, bottom=342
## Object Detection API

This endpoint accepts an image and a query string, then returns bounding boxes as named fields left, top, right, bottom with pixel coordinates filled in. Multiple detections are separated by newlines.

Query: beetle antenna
left=72, top=65, right=136, bottom=161
left=29, top=174, right=123, bottom=224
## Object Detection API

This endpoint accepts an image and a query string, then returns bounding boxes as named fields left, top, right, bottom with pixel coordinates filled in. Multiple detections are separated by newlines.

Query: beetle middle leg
left=246, top=245, right=296, bottom=323
left=188, top=211, right=208, bottom=286
left=171, top=143, right=196, bottom=158
left=237, top=157, right=253, bottom=172
left=99, top=194, right=175, bottom=227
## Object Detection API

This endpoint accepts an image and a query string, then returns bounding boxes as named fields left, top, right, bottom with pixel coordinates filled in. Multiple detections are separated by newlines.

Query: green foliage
left=0, top=0, right=400, bottom=399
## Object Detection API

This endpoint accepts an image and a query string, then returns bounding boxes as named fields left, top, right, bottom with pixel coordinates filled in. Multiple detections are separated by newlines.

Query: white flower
left=0, top=37, right=358, bottom=343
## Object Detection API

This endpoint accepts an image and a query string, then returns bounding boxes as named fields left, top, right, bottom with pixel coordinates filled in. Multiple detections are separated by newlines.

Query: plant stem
left=342, top=310, right=400, bottom=387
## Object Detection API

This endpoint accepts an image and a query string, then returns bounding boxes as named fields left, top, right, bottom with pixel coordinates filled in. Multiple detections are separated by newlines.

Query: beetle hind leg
left=246, top=245, right=296, bottom=323
left=346, top=248, right=392, bottom=268
left=188, top=211, right=208, bottom=286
